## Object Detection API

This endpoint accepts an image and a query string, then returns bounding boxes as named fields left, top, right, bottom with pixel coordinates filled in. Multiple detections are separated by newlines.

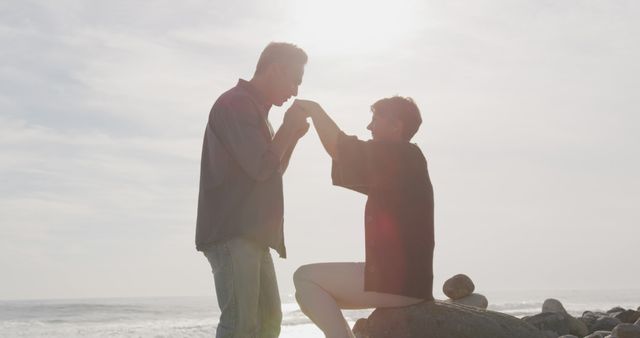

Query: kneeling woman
left=293, top=97, right=435, bottom=338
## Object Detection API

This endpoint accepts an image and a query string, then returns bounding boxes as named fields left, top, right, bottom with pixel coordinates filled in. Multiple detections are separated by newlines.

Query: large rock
left=442, top=274, right=475, bottom=300
left=524, top=312, right=570, bottom=335
left=608, top=306, right=626, bottom=314
left=613, top=323, right=640, bottom=338
left=444, top=293, right=488, bottom=309
left=566, top=316, right=589, bottom=336
left=543, top=298, right=568, bottom=314
left=581, top=311, right=614, bottom=332
left=353, top=318, right=369, bottom=338
left=354, top=300, right=547, bottom=338
left=615, top=310, right=640, bottom=324
left=539, top=298, right=588, bottom=336
left=592, top=316, right=623, bottom=332
left=581, top=311, right=600, bottom=330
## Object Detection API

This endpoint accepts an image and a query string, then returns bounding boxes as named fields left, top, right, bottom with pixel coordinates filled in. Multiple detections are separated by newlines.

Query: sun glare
left=286, top=0, right=423, bottom=55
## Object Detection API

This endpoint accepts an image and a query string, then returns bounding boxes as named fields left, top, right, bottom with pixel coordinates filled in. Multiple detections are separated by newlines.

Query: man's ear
left=261, top=63, right=277, bottom=81
left=270, top=63, right=285, bottom=77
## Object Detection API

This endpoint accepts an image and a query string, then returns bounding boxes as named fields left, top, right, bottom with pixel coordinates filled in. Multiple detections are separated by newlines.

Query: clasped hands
left=283, top=99, right=324, bottom=140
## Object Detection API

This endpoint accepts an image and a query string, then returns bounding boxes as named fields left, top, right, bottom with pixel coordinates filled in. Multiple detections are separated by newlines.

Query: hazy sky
left=1, top=0, right=639, bottom=301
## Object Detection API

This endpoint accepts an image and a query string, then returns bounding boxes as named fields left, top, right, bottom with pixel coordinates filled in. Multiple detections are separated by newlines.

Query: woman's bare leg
left=293, top=262, right=423, bottom=338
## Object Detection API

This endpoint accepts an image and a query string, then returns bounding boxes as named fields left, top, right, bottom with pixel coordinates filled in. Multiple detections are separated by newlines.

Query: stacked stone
left=442, top=274, right=488, bottom=310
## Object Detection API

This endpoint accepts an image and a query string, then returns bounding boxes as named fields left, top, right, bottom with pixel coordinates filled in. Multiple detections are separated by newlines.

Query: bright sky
left=1, top=0, right=639, bottom=300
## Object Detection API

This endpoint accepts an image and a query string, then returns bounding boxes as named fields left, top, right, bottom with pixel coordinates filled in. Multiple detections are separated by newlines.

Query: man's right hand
left=283, top=103, right=311, bottom=142
left=283, top=103, right=308, bottom=127
left=294, top=121, right=310, bottom=140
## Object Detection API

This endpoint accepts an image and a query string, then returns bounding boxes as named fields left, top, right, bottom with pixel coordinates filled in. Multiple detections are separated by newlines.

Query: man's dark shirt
left=196, top=79, right=287, bottom=257
left=332, top=132, right=435, bottom=299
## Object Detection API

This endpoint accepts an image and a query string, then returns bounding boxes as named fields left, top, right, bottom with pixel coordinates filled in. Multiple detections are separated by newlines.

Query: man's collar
left=237, top=79, right=272, bottom=116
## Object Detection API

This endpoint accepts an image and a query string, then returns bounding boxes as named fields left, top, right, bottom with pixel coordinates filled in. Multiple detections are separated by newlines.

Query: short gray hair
left=254, top=42, right=308, bottom=76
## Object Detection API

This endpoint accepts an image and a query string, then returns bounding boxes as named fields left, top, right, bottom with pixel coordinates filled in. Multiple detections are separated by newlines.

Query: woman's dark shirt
left=332, top=132, right=435, bottom=300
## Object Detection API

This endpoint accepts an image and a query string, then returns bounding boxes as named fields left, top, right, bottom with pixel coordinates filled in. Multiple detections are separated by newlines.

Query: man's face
left=270, top=63, right=304, bottom=107
left=367, top=112, right=403, bottom=141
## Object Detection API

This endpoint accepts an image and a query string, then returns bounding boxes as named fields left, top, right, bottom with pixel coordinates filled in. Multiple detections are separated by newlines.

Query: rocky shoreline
left=352, top=274, right=640, bottom=338
left=522, top=299, right=640, bottom=338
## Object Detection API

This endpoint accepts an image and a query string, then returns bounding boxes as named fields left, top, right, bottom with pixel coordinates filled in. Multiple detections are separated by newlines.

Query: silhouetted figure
left=195, top=42, right=309, bottom=338
left=292, top=97, right=435, bottom=338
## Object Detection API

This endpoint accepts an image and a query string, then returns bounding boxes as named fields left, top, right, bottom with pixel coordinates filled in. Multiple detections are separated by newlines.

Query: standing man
left=196, top=42, right=308, bottom=338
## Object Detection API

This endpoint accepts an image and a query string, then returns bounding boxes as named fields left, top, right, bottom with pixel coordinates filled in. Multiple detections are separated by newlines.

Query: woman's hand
left=293, top=99, right=324, bottom=118
left=291, top=99, right=340, bottom=159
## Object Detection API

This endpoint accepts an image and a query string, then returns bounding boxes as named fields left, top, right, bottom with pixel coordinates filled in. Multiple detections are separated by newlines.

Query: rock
left=543, top=298, right=568, bottom=314
left=557, top=335, right=578, bottom=338
left=567, top=315, right=589, bottom=337
left=524, top=312, right=570, bottom=335
left=582, top=311, right=614, bottom=332
left=523, top=309, right=588, bottom=337
left=442, top=274, right=475, bottom=300
left=359, top=300, right=547, bottom=338
left=585, top=332, right=611, bottom=338
left=444, top=293, right=488, bottom=309
left=613, top=323, right=640, bottom=338
left=593, top=316, right=623, bottom=332
left=353, top=318, right=369, bottom=338
left=609, top=307, right=627, bottom=314
left=615, top=310, right=640, bottom=324
left=538, top=298, right=588, bottom=336
left=582, top=311, right=600, bottom=330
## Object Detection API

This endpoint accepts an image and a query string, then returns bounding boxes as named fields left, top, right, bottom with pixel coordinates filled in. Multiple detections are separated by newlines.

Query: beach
left=1, top=289, right=639, bottom=338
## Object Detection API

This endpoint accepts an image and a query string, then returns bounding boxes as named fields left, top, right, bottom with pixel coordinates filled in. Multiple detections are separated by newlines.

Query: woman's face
left=367, top=112, right=403, bottom=142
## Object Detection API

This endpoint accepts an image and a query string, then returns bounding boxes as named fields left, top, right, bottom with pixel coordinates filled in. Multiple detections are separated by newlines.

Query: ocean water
left=1, top=290, right=638, bottom=337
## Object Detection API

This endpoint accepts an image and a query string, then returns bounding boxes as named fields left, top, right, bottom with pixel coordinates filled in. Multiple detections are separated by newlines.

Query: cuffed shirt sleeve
left=331, top=132, right=371, bottom=195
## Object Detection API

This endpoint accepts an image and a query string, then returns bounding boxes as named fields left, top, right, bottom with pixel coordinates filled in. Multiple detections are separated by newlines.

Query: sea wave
left=1, top=292, right=639, bottom=338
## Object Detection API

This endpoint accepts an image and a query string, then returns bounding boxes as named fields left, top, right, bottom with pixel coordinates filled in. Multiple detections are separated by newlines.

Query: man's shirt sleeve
left=331, top=132, right=371, bottom=195
left=212, top=95, right=280, bottom=182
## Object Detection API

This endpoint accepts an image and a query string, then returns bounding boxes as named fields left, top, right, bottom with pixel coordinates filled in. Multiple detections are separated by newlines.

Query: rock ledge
left=354, top=300, right=547, bottom=338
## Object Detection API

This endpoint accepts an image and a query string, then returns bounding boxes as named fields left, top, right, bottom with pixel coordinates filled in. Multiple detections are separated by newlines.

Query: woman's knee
left=293, top=266, right=316, bottom=310
left=294, top=290, right=305, bottom=308
left=293, top=264, right=316, bottom=287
